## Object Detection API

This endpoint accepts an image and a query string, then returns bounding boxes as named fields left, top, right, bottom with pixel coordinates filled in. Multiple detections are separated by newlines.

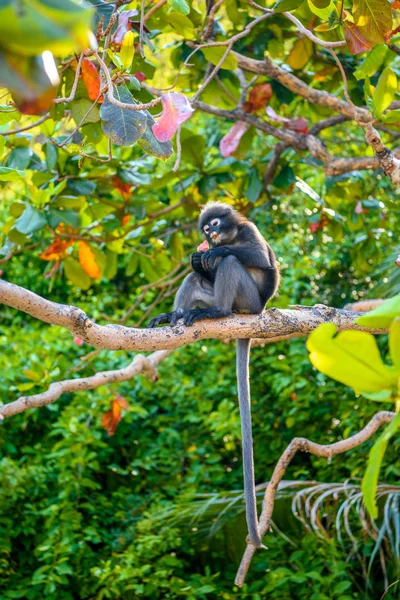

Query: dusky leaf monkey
left=148, top=202, right=280, bottom=547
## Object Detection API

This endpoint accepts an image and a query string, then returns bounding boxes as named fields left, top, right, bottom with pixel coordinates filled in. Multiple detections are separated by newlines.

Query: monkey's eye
left=211, top=218, right=220, bottom=227
left=203, top=225, right=210, bottom=234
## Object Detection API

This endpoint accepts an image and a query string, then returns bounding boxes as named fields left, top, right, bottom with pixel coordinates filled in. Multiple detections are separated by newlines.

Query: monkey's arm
left=201, top=245, right=274, bottom=271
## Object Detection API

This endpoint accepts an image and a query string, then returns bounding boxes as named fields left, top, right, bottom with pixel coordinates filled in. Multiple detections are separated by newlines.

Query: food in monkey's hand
left=191, top=240, right=209, bottom=274
left=197, top=240, right=209, bottom=252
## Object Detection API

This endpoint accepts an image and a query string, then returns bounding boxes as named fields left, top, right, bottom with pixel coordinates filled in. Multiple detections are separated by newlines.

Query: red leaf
left=134, top=71, right=146, bottom=82
left=219, top=121, right=250, bottom=157
left=152, top=93, right=193, bottom=142
left=113, top=10, right=139, bottom=45
left=197, top=240, right=209, bottom=252
left=74, top=336, right=84, bottom=346
left=243, top=83, right=273, bottom=113
left=287, top=117, right=309, bottom=134
left=344, top=22, right=373, bottom=55
left=71, top=58, right=102, bottom=102
left=266, top=107, right=309, bottom=134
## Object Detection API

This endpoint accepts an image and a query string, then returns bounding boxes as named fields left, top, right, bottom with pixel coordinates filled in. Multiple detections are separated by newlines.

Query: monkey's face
left=201, top=214, right=238, bottom=246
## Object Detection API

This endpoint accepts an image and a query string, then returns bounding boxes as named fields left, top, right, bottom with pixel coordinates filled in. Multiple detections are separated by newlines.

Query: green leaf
left=306, top=323, right=398, bottom=394
left=373, top=67, right=397, bottom=118
left=333, top=582, right=352, bottom=595
left=136, top=111, right=173, bottom=160
left=71, top=98, right=100, bottom=126
left=0, top=166, right=24, bottom=181
left=273, top=0, right=304, bottom=12
left=44, top=141, right=57, bottom=170
left=362, top=412, right=400, bottom=518
left=202, top=47, right=238, bottom=70
left=126, top=252, right=139, bottom=276
left=7, top=147, right=32, bottom=169
left=100, top=85, right=147, bottom=146
left=354, top=45, right=387, bottom=81
left=310, top=0, right=330, bottom=7
left=356, top=294, right=400, bottom=328
left=64, top=257, right=92, bottom=290
left=167, top=0, right=190, bottom=15
left=353, top=0, right=392, bottom=45
left=381, top=109, right=400, bottom=124
left=129, top=76, right=141, bottom=91
left=245, top=168, right=263, bottom=203
left=103, top=250, right=118, bottom=280
left=14, top=205, right=47, bottom=234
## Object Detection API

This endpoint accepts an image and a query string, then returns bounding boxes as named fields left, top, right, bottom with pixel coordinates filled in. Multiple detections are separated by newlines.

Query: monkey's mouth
left=210, top=232, right=220, bottom=243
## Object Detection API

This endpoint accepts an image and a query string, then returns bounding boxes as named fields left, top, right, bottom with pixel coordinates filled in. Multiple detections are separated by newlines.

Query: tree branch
left=0, top=349, right=171, bottom=419
left=235, top=410, right=397, bottom=587
left=0, top=280, right=387, bottom=352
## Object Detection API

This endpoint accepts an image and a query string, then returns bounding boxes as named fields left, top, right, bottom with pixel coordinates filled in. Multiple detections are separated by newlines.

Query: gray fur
left=148, top=203, right=280, bottom=547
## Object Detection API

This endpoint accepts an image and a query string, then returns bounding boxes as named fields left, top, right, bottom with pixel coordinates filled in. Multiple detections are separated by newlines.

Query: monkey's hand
left=190, top=252, right=205, bottom=274
left=200, top=247, right=230, bottom=271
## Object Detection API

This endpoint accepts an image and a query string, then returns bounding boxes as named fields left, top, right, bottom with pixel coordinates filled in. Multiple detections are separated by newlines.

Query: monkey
left=148, top=202, right=280, bottom=547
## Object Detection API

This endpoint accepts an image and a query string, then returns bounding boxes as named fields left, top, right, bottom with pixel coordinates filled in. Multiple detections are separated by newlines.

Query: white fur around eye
left=204, top=225, right=210, bottom=233
left=211, top=218, right=220, bottom=227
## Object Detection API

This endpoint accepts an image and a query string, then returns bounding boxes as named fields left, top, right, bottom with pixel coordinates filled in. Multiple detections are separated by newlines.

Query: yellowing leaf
left=201, top=47, right=238, bottom=70
left=78, top=241, right=101, bottom=279
left=306, top=323, right=398, bottom=394
left=287, top=37, right=313, bottom=70
left=353, top=0, right=392, bottom=44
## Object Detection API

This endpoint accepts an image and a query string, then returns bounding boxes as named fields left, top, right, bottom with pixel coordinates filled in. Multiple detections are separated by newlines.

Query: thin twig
left=144, top=0, right=167, bottom=22
left=95, top=51, right=162, bottom=110
left=139, top=0, right=146, bottom=58
left=53, top=53, right=84, bottom=104
left=0, top=114, right=50, bottom=136
left=202, top=0, right=224, bottom=42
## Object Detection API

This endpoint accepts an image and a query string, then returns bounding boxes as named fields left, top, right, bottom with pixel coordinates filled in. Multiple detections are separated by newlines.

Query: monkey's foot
left=148, top=310, right=184, bottom=328
left=183, top=307, right=231, bottom=326
left=147, top=312, right=173, bottom=328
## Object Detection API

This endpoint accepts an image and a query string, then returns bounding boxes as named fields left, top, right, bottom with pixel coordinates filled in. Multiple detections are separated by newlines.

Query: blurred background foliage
left=0, top=0, right=400, bottom=598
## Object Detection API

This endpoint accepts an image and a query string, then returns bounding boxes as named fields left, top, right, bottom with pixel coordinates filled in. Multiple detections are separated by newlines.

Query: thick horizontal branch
left=235, top=410, right=397, bottom=587
left=0, top=350, right=171, bottom=419
left=0, top=280, right=387, bottom=352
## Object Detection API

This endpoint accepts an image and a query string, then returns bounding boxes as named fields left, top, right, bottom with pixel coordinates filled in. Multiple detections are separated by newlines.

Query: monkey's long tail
left=236, top=338, right=263, bottom=548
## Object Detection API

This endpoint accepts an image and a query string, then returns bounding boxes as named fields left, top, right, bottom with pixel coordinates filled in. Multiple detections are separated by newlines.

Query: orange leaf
left=40, top=238, right=73, bottom=261
left=344, top=22, right=373, bottom=54
left=243, top=83, right=272, bottom=113
left=78, top=241, right=101, bottom=279
left=111, top=175, right=132, bottom=200
left=115, top=394, right=129, bottom=410
left=14, top=87, right=56, bottom=115
left=392, top=0, right=400, bottom=8
left=101, top=396, right=129, bottom=435
left=72, top=58, right=103, bottom=103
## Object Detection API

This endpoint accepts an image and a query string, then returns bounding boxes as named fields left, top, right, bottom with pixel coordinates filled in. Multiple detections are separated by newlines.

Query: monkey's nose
left=210, top=231, right=219, bottom=240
